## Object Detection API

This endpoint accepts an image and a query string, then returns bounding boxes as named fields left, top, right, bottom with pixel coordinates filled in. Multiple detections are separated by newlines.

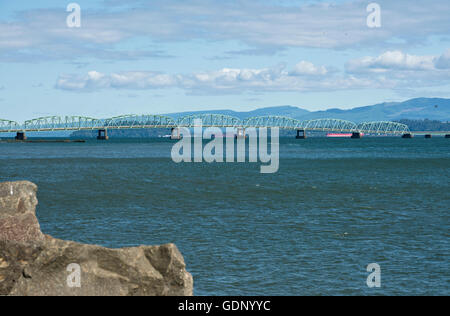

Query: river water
left=0, top=137, right=448, bottom=295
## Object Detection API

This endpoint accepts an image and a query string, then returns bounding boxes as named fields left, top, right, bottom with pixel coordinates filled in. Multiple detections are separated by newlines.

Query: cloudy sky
left=0, top=0, right=449, bottom=121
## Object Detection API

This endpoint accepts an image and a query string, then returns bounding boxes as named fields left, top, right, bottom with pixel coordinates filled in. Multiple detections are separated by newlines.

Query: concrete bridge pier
left=171, top=127, right=181, bottom=140
left=425, top=134, right=432, bottom=139
left=97, top=129, right=109, bottom=140
left=15, top=132, right=27, bottom=141
left=296, top=130, right=307, bottom=139
left=402, top=133, right=413, bottom=138
left=351, top=132, right=362, bottom=139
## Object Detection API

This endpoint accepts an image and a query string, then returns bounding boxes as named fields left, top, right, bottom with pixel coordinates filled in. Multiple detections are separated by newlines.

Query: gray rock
left=0, top=181, right=193, bottom=296
left=0, top=182, right=43, bottom=243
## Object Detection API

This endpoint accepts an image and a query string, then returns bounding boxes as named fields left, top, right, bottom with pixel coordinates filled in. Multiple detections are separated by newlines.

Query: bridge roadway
left=0, top=114, right=448, bottom=139
left=408, top=131, right=450, bottom=136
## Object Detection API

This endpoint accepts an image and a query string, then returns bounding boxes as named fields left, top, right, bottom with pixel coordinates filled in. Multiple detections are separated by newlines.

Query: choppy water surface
left=0, top=137, right=449, bottom=295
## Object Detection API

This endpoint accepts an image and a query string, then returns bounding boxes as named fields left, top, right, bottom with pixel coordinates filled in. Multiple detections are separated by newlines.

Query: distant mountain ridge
left=165, top=106, right=310, bottom=120
left=66, top=97, right=450, bottom=138
left=164, top=98, right=450, bottom=122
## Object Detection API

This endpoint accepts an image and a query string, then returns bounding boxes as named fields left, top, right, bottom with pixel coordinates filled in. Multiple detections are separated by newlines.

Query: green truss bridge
left=0, top=114, right=446, bottom=140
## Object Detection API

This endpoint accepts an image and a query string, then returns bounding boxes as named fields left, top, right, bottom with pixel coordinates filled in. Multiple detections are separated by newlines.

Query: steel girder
left=243, top=116, right=302, bottom=129
left=0, top=119, right=20, bottom=132
left=22, top=116, right=102, bottom=131
left=303, top=119, right=358, bottom=132
left=357, top=121, right=410, bottom=135
left=177, top=114, right=241, bottom=127
left=0, top=114, right=412, bottom=136
left=102, top=115, right=176, bottom=129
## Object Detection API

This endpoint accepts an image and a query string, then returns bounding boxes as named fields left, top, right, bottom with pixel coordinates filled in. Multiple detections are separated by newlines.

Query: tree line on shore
left=395, top=119, right=450, bottom=131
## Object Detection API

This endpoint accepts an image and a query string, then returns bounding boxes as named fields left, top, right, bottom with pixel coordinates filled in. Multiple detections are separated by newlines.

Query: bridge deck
left=0, top=115, right=445, bottom=136
left=411, top=131, right=450, bottom=135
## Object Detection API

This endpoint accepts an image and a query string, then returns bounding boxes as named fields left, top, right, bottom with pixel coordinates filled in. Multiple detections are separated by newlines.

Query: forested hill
left=396, top=119, right=450, bottom=131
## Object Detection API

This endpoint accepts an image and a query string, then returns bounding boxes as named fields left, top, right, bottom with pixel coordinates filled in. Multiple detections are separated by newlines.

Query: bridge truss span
left=23, top=116, right=102, bottom=132
left=103, top=115, right=176, bottom=129
left=0, top=114, right=417, bottom=137
left=176, top=114, right=242, bottom=128
left=0, top=119, right=21, bottom=132
left=303, top=119, right=358, bottom=132
left=243, top=116, right=303, bottom=129
left=357, top=121, right=410, bottom=135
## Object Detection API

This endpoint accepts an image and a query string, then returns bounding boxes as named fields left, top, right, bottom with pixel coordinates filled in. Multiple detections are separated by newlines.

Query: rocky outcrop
left=0, top=181, right=193, bottom=296
left=0, top=182, right=44, bottom=243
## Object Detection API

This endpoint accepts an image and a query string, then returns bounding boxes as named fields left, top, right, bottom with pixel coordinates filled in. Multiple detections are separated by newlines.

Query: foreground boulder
left=0, top=181, right=193, bottom=296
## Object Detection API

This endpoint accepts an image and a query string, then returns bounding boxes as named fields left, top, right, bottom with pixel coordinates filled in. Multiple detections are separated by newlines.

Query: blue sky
left=0, top=0, right=449, bottom=121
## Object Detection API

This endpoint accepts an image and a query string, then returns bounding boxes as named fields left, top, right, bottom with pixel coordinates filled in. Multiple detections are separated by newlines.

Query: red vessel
left=327, top=133, right=353, bottom=138
left=327, top=133, right=365, bottom=137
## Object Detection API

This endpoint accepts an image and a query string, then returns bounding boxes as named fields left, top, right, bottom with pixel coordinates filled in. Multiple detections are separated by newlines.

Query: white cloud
left=290, top=61, right=328, bottom=76
left=344, top=50, right=450, bottom=90
left=56, top=71, right=177, bottom=91
left=346, top=51, right=437, bottom=73
left=55, top=61, right=372, bottom=94
left=55, top=50, right=450, bottom=94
